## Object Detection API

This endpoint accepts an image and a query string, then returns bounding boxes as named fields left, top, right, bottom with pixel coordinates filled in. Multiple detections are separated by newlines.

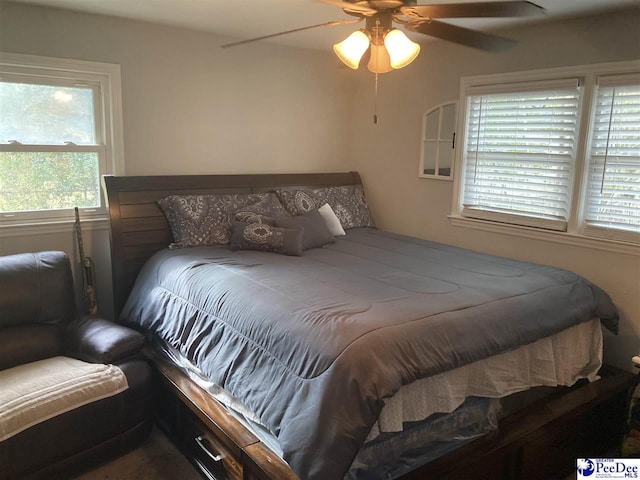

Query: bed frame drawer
left=147, top=348, right=293, bottom=480
left=179, top=405, right=243, bottom=480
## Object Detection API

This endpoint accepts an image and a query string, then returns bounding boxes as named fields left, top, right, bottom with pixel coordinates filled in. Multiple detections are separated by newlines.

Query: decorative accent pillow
left=235, top=212, right=275, bottom=225
left=158, top=193, right=287, bottom=249
left=318, top=204, right=346, bottom=236
left=274, top=209, right=336, bottom=250
left=229, top=221, right=303, bottom=256
left=276, top=185, right=374, bottom=229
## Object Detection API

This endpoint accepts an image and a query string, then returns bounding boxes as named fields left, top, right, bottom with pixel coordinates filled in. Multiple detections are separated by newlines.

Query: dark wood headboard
left=102, top=171, right=363, bottom=317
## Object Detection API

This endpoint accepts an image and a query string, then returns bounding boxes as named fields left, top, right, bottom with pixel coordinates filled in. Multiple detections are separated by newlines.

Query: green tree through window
left=0, top=152, right=99, bottom=212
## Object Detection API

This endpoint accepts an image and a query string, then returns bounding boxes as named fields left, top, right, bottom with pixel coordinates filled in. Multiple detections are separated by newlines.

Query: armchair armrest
left=66, top=317, right=145, bottom=364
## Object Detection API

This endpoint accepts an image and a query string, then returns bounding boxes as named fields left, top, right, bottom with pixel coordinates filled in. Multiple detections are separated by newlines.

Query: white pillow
left=318, top=203, right=346, bottom=236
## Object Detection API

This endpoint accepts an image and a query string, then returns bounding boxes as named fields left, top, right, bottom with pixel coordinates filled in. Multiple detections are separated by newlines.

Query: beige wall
left=349, top=10, right=640, bottom=371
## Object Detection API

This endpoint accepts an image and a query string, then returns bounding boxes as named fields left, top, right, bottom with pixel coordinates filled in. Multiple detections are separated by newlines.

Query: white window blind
left=461, top=79, right=581, bottom=231
left=583, top=74, right=640, bottom=243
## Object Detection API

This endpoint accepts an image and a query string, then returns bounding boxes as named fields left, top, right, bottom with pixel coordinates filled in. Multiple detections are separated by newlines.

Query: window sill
left=0, top=216, right=109, bottom=238
left=418, top=173, right=454, bottom=181
left=448, top=216, right=640, bottom=256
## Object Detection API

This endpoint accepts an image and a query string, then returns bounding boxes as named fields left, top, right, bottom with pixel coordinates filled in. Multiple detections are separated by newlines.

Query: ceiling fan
left=221, top=1, right=546, bottom=73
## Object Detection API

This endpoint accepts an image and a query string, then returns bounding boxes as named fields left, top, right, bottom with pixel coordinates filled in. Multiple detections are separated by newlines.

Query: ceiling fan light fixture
left=333, top=30, right=369, bottom=69
left=367, top=44, right=393, bottom=74
left=384, top=29, right=420, bottom=69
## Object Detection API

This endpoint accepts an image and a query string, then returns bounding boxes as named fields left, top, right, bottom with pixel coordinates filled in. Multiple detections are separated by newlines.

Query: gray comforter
left=121, top=228, right=618, bottom=479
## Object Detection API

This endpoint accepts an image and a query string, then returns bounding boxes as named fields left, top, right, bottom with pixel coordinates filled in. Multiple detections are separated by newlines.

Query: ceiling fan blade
left=317, top=0, right=378, bottom=15
left=220, top=18, right=362, bottom=48
left=406, top=19, right=516, bottom=51
left=401, top=1, right=545, bottom=19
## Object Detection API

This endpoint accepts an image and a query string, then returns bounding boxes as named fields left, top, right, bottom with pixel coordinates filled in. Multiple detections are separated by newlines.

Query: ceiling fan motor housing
left=343, top=0, right=410, bottom=17
left=367, top=0, right=406, bottom=8
left=365, top=12, right=394, bottom=44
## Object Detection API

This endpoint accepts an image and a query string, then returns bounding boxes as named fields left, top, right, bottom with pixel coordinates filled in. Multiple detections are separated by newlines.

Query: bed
left=103, top=171, right=634, bottom=480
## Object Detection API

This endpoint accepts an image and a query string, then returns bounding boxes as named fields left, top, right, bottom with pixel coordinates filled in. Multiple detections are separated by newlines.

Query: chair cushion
left=0, top=360, right=152, bottom=480
left=0, top=356, right=128, bottom=442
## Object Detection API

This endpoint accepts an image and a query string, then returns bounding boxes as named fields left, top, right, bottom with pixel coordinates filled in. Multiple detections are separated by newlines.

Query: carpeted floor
left=71, top=426, right=202, bottom=480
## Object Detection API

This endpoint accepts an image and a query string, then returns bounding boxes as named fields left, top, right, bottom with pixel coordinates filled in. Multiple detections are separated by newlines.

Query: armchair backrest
left=0, top=251, right=77, bottom=370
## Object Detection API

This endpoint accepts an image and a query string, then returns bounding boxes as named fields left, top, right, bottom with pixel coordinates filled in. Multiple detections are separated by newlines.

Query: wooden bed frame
left=103, top=172, right=636, bottom=480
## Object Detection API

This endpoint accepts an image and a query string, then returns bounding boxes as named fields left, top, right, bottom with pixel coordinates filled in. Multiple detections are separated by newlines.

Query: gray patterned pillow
left=274, top=209, right=335, bottom=250
left=158, top=193, right=287, bottom=249
left=276, top=185, right=374, bottom=229
left=229, top=220, right=303, bottom=256
left=234, top=212, right=275, bottom=225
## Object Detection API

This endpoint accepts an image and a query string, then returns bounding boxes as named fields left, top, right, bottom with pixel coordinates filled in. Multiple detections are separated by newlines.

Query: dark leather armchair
left=0, top=251, right=152, bottom=479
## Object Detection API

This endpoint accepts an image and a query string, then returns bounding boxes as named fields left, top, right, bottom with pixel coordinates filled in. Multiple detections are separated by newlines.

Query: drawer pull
left=195, top=435, right=224, bottom=462
left=193, top=458, right=217, bottom=480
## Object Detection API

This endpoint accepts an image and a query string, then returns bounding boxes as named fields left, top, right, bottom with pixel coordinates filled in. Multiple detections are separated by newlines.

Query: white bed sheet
left=368, top=317, right=602, bottom=440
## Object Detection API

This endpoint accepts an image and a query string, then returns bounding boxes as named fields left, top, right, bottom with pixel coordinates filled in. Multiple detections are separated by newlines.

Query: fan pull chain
left=373, top=72, right=379, bottom=124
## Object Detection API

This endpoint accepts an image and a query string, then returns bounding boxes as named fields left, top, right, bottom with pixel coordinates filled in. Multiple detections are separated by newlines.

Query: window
left=583, top=74, right=640, bottom=243
left=419, top=102, right=457, bottom=179
left=461, top=79, right=580, bottom=231
left=0, top=53, right=123, bottom=227
left=453, top=61, right=640, bottom=249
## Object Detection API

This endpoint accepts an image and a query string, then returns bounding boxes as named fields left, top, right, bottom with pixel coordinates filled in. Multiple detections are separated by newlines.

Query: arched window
left=419, top=101, right=457, bottom=179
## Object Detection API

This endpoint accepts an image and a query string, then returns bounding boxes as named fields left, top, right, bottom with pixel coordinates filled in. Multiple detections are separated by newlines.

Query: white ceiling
left=7, top=0, right=640, bottom=50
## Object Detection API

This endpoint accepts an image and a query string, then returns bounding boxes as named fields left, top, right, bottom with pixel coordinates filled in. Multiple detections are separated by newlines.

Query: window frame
left=459, top=79, right=583, bottom=232
left=451, top=59, right=640, bottom=255
left=580, top=73, right=640, bottom=244
left=0, top=52, right=124, bottom=229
